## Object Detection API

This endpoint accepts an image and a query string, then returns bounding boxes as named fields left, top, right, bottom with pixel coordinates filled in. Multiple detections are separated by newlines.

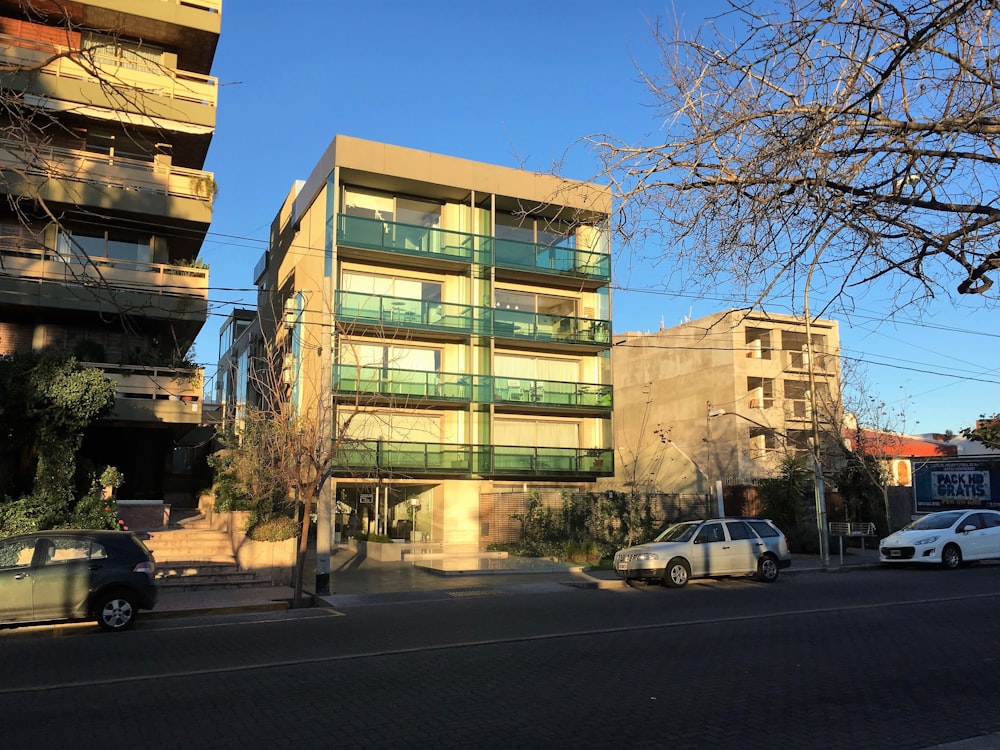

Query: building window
left=748, top=427, right=777, bottom=459
left=745, top=327, right=772, bottom=359
left=783, top=379, right=811, bottom=419
left=746, top=377, right=773, bottom=409
left=57, top=228, right=154, bottom=265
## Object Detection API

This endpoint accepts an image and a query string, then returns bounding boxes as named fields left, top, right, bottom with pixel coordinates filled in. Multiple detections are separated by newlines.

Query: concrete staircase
left=143, top=511, right=272, bottom=592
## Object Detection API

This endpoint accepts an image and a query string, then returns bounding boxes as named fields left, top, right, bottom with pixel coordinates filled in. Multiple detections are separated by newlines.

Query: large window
left=344, top=188, right=441, bottom=227
left=349, top=412, right=441, bottom=443
left=495, top=353, right=579, bottom=383
left=342, top=271, right=442, bottom=303
left=495, top=417, right=579, bottom=448
left=495, top=211, right=575, bottom=248
left=58, top=228, right=153, bottom=265
left=495, top=289, right=575, bottom=317
left=346, top=342, right=441, bottom=372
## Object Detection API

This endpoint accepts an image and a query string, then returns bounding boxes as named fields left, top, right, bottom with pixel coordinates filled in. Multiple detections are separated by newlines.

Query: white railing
left=0, top=34, right=218, bottom=108
left=0, top=140, right=215, bottom=204
left=0, top=245, right=209, bottom=299
left=93, top=362, right=203, bottom=401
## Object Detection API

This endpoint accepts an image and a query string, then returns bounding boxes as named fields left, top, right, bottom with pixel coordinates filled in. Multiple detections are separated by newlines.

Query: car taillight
left=133, top=560, right=155, bottom=576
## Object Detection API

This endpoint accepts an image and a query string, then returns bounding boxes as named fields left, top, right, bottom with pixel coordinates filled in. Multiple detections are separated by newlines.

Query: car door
left=723, top=521, right=761, bottom=574
left=978, top=512, right=1000, bottom=560
left=0, top=538, right=42, bottom=623
left=30, top=536, right=94, bottom=621
left=691, top=522, right=727, bottom=575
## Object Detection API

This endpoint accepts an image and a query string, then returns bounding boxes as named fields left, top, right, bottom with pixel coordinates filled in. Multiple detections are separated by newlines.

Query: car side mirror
left=962, top=524, right=977, bottom=534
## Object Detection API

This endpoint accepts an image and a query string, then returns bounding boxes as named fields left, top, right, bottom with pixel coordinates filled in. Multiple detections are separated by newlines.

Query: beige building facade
left=0, top=0, right=220, bottom=502
left=611, top=310, right=842, bottom=493
left=252, top=136, right=614, bottom=548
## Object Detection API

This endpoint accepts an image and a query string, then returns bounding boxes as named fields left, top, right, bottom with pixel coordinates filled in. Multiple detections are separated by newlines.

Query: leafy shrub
left=354, top=532, right=393, bottom=543
left=70, top=492, right=122, bottom=530
left=246, top=515, right=299, bottom=542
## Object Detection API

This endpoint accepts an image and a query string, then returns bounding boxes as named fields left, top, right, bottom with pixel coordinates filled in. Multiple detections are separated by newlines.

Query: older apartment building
left=611, top=310, right=842, bottom=493
left=244, top=136, right=614, bottom=546
left=0, top=0, right=220, bottom=502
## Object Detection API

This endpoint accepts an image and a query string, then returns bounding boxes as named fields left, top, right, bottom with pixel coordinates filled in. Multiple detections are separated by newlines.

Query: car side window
left=747, top=520, right=779, bottom=538
left=0, top=539, right=39, bottom=569
left=983, top=513, right=1000, bottom=529
left=962, top=513, right=985, bottom=531
left=43, top=538, right=93, bottom=565
left=726, top=521, right=753, bottom=540
left=695, top=523, right=725, bottom=543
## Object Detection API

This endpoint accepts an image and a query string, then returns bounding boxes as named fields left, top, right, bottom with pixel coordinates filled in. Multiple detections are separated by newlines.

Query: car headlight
left=635, top=552, right=659, bottom=561
left=914, top=535, right=940, bottom=546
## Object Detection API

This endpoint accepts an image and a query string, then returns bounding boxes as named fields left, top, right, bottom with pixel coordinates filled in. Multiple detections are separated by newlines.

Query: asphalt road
left=3, top=566, right=1000, bottom=749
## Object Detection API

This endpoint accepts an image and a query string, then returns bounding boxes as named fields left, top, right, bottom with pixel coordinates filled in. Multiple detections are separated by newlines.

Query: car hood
left=882, top=527, right=951, bottom=545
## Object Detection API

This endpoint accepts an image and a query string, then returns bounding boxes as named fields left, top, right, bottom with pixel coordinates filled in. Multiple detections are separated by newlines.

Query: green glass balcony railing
left=336, top=292, right=611, bottom=346
left=336, top=214, right=609, bottom=281
left=484, top=307, right=611, bottom=345
left=492, top=376, right=612, bottom=408
left=331, top=441, right=613, bottom=476
left=494, top=237, right=610, bottom=281
left=336, top=291, right=474, bottom=334
left=332, top=366, right=612, bottom=410
left=337, top=215, right=490, bottom=264
left=332, top=365, right=481, bottom=402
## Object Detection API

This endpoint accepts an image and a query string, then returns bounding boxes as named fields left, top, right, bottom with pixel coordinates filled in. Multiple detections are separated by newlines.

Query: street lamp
left=709, top=407, right=829, bottom=570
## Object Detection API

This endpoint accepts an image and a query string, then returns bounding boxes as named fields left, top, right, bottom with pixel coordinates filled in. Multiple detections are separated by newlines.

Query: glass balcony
left=492, top=376, right=612, bottom=409
left=486, top=307, right=611, bottom=345
left=332, top=365, right=477, bottom=402
left=337, top=215, right=489, bottom=265
left=336, top=215, right=609, bottom=281
left=335, top=291, right=474, bottom=335
left=331, top=441, right=613, bottom=476
left=494, top=237, right=610, bottom=281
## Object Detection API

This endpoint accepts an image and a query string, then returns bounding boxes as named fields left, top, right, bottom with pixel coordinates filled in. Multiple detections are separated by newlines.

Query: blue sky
left=195, top=0, right=999, bottom=435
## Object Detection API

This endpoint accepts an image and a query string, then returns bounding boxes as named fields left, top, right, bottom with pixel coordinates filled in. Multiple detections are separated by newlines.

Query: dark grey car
left=0, top=530, right=158, bottom=631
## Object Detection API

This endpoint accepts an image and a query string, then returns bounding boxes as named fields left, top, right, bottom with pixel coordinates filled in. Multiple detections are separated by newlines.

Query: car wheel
left=95, top=591, right=137, bottom=632
left=756, top=555, right=780, bottom=583
left=663, top=558, right=690, bottom=588
left=941, top=544, right=962, bottom=570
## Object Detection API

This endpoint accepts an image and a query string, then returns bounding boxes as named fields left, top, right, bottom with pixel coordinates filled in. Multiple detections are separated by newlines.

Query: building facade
left=0, top=0, right=220, bottom=502
left=611, top=310, right=842, bottom=491
left=251, top=136, right=613, bottom=546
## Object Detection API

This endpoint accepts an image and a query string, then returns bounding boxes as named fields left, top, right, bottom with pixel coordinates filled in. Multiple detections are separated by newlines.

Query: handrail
left=0, top=33, right=218, bottom=107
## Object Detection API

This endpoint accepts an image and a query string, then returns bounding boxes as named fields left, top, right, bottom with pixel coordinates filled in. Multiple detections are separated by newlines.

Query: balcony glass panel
left=333, top=365, right=475, bottom=402
left=488, top=307, right=611, bottom=345
left=494, top=237, right=610, bottom=281
left=337, top=215, right=486, bottom=264
left=335, top=291, right=474, bottom=334
left=493, top=376, right=612, bottom=408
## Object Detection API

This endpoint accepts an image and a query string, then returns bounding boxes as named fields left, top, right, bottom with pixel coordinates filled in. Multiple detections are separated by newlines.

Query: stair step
left=156, top=562, right=241, bottom=576
left=157, top=569, right=261, bottom=585
left=156, top=577, right=274, bottom=592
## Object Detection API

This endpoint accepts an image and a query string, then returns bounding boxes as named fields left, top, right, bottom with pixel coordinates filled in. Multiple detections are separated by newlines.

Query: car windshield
left=654, top=522, right=698, bottom=543
left=905, top=511, right=966, bottom=531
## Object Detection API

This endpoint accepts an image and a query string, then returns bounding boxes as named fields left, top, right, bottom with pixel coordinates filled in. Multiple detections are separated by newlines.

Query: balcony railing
left=494, top=237, right=610, bottom=281
left=488, top=308, right=611, bottom=345
left=492, top=376, right=612, bottom=408
left=331, top=441, right=613, bottom=476
left=337, top=215, right=486, bottom=265
left=336, top=292, right=611, bottom=347
left=0, top=140, right=216, bottom=205
left=336, top=214, right=610, bottom=281
left=333, top=365, right=478, bottom=402
left=335, top=291, right=474, bottom=334
left=0, top=245, right=209, bottom=299
left=0, top=33, right=218, bottom=109
left=331, top=366, right=613, bottom=409
left=96, top=362, right=203, bottom=402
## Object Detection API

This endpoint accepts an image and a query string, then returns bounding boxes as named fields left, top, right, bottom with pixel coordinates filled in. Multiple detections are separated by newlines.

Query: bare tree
left=589, top=0, right=1000, bottom=310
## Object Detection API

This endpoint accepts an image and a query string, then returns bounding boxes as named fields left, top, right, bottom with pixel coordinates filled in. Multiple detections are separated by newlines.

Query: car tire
left=756, top=555, right=780, bottom=583
left=941, top=544, right=962, bottom=570
left=95, top=590, right=137, bottom=632
left=663, top=558, right=690, bottom=588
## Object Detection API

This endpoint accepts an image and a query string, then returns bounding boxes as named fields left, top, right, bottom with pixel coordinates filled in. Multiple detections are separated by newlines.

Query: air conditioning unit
left=284, top=298, right=298, bottom=330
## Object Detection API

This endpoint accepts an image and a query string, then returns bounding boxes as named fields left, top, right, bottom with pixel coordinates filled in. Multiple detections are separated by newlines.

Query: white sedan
left=879, top=509, right=1000, bottom=568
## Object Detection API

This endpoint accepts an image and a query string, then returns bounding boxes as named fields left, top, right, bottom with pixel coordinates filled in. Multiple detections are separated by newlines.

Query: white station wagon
left=614, top=518, right=792, bottom=588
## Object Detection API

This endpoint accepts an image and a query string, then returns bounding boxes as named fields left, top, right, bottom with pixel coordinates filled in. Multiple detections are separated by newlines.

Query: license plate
left=890, top=549, right=901, bottom=558
left=616, top=561, right=628, bottom=571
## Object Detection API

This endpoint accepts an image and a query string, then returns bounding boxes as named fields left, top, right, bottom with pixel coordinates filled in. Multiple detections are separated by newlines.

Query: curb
left=146, top=600, right=291, bottom=619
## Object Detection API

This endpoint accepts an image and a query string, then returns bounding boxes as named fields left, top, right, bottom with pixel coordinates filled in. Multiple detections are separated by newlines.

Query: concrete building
left=611, top=310, right=842, bottom=494
left=249, top=136, right=613, bottom=547
left=0, top=0, right=220, bottom=503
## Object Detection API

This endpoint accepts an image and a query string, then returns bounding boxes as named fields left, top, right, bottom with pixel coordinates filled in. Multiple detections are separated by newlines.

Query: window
left=784, top=380, right=811, bottom=419
left=58, top=228, right=154, bottom=265
left=748, top=428, right=777, bottom=459
left=495, top=289, right=576, bottom=317
left=745, top=328, right=772, bottom=359
left=726, top=521, right=754, bottom=540
left=747, top=520, right=779, bottom=538
left=0, top=539, right=38, bottom=568
left=350, top=412, right=442, bottom=443
left=494, top=417, right=579, bottom=448
left=342, top=271, right=442, bottom=303
left=747, top=377, right=773, bottom=409
left=695, top=523, right=725, bottom=543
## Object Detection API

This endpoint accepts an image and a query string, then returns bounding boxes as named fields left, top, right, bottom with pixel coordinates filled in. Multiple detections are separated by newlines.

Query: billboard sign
left=912, top=457, right=1000, bottom=514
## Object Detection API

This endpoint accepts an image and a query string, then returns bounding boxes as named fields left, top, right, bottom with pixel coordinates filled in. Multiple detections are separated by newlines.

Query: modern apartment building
left=611, top=310, right=842, bottom=491
left=250, top=136, right=613, bottom=545
left=0, top=0, right=220, bottom=502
